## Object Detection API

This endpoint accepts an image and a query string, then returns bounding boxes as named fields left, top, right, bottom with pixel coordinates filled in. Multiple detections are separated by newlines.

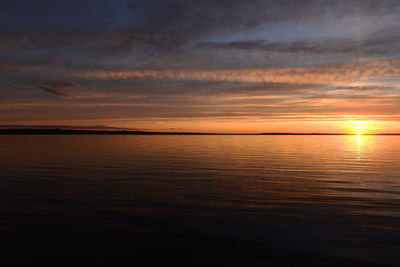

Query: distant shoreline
left=1, top=129, right=400, bottom=135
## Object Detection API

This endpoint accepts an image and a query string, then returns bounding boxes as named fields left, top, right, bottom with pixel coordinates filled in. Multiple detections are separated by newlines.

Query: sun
left=344, top=121, right=374, bottom=135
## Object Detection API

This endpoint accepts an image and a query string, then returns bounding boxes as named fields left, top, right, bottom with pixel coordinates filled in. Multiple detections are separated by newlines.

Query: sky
left=1, top=0, right=400, bottom=133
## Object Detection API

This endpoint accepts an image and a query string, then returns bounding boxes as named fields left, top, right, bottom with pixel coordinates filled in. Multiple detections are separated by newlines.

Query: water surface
left=0, top=135, right=399, bottom=266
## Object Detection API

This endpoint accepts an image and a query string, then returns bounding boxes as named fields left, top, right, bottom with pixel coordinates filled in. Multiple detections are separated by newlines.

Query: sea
left=0, top=135, right=399, bottom=266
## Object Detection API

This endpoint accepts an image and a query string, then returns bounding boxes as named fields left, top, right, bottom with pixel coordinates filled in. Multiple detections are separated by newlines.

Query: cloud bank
left=1, top=0, right=400, bottom=132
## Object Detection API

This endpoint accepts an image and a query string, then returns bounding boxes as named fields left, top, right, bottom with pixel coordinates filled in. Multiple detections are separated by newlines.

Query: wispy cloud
left=72, top=58, right=400, bottom=85
left=35, top=81, right=81, bottom=96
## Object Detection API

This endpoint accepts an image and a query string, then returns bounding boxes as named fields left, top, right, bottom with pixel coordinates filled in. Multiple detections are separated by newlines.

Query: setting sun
left=343, top=121, right=377, bottom=135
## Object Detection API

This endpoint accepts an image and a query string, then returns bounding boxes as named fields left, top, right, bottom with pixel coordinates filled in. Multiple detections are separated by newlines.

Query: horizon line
left=1, top=128, right=400, bottom=136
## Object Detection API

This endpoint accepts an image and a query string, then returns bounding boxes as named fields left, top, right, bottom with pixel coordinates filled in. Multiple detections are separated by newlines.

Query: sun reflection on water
left=345, top=134, right=377, bottom=160
left=356, top=134, right=362, bottom=157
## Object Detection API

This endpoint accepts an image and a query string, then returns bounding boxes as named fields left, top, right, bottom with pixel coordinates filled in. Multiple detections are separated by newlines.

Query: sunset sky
left=2, top=0, right=400, bottom=133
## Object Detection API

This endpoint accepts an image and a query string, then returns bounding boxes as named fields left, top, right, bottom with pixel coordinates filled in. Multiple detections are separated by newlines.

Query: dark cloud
left=197, top=35, right=400, bottom=55
left=35, top=81, right=80, bottom=96
left=2, top=0, right=399, bottom=51
left=0, top=0, right=399, bottom=75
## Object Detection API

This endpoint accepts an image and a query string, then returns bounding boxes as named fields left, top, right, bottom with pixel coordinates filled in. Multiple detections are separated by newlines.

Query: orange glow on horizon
left=342, top=121, right=380, bottom=135
left=14, top=116, right=397, bottom=134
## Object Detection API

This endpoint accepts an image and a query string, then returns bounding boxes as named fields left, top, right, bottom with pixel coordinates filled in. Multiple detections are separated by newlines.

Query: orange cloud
left=72, top=58, right=400, bottom=85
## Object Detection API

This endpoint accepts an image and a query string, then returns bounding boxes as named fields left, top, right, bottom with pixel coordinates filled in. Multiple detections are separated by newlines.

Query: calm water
left=0, top=135, right=399, bottom=266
